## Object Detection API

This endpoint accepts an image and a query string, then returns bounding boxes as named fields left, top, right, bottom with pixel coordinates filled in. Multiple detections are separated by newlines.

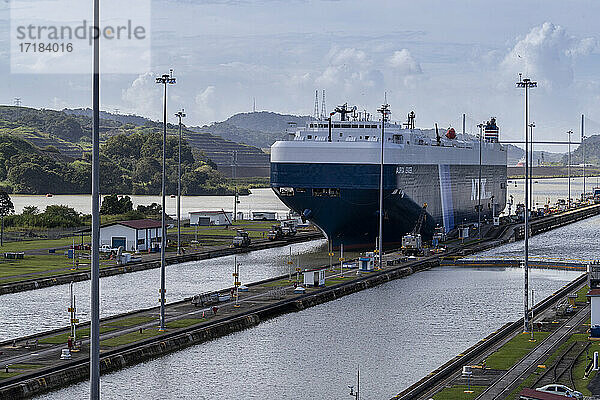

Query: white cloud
left=315, top=47, right=384, bottom=96
left=501, top=22, right=596, bottom=90
left=388, top=49, right=422, bottom=75
left=194, top=86, right=217, bottom=123
left=121, top=72, right=161, bottom=118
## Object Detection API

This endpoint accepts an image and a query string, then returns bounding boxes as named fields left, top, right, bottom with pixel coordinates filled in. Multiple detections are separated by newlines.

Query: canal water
left=7, top=176, right=598, bottom=216
left=0, top=239, right=338, bottom=341
left=33, top=214, right=598, bottom=399
left=8, top=188, right=289, bottom=218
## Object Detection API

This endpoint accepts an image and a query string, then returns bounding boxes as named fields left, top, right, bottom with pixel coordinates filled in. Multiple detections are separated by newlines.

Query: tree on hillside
left=100, top=194, right=133, bottom=215
left=0, top=191, right=14, bottom=245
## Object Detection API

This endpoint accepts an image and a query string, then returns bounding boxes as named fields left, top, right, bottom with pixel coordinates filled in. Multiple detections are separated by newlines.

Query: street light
left=477, top=122, right=484, bottom=240
left=567, top=130, right=573, bottom=209
left=175, top=109, right=186, bottom=256
left=582, top=115, right=586, bottom=200
left=156, top=70, right=176, bottom=331
left=529, top=122, right=535, bottom=211
left=376, top=102, right=391, bottom=269
left=90, top=0, right=100, bottom=396
left=517, top=75, right=537, bottom=333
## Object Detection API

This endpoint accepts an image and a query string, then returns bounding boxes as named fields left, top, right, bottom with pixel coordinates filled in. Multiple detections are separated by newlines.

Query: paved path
left=476, top=304, right=590, bottom=400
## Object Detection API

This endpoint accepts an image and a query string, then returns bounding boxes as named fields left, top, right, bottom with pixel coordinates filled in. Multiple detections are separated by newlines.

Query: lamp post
left=90, top=0, right=100, bottom=396
left=517, top=75, right=537, bottom=333
left=156, top=70, right=176, bottom=331
left=567, top=130, right=572, bottom=209
left=376, top=102, right=391, bottom=269
left=477, top=123, right=484, bottom=240
left=175, top=109, right=186, bottom=256
left=529, top=122, right=535, bottom=211
left=232, top=151, right=238, bottom=222
left=582, top=115, right=586, bottom=201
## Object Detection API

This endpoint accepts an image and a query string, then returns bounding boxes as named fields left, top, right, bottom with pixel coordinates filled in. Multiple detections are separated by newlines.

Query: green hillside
left=0, top=106, right=262, bottom=194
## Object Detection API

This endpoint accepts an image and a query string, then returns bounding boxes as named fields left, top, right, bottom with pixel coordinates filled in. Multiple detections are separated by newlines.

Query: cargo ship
left=270, top=104, right=507, bottom=249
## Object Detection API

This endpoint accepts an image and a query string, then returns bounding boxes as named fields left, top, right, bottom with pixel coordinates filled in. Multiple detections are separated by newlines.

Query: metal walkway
left=442, top=257, right=590, bottom=270
left=475, top=304, right=590, bottom=400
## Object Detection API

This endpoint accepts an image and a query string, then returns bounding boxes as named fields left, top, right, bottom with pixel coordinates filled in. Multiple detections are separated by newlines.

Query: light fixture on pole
left=477, top=122, right=484, bottom=240
left=156, top=70, right=176, bottom=331
left=175, top=109, right=186, bottom=256
left=376, top=101, right=391, bottom=270
left=567, top=130, right=572, bottom=209
left=582, top=115, right=586, bottom=200
left=90, top=0, right=101, bottom=396
left=516, top=75, right=536, bottom=333
left=529, top=122, right=535, bottom=211
left=232, top=150, right=238, bottom=222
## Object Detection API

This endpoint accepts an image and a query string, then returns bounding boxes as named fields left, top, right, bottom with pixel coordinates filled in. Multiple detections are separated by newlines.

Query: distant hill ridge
left=192, top=111, right=312, bottom=148
left=0, top=106, right=270, bottom=177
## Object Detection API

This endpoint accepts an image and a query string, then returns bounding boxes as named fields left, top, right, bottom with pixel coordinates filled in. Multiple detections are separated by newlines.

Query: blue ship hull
left=271, top=162, right=506, bottom=249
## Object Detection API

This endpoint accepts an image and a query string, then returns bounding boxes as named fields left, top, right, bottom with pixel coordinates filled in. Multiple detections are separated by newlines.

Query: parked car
left=536, top=384, right=583, bottom=399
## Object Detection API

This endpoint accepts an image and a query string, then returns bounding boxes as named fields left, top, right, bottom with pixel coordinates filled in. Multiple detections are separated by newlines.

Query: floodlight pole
left=156, top=70, right=176, bottom=331
left=529, top=123, right=535, bottom=211
left=90, top=0, right=100, bottom=396
left=517, top=75, right=536, bottom=333
left=582, top=115, right=586, bottom=200
left=376, top=102, right=391, bottom=269
left=567, top=130, right=572, bottom=209
left=477, top=123, right=484, bottom=240
left=175, top=109, right=186, bottom=256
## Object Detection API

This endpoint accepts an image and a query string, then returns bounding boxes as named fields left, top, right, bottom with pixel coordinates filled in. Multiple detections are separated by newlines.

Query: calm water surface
left=34, top=214, right=597, bottom=399
left=9, top=188, right=288, bottom=218
left=0, top=239, right=336, bottom=341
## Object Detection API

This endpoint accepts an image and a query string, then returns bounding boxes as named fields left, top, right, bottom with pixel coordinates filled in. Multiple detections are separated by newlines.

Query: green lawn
left=432, top=385, right=486, bottom=399
left=39, top=326, right=116, bottom=344
left=576, top=285, right=590, bottom=303
left=324, top=276, right=355, bottom=287
left=485, top=332, right=550, bottom=370
left=166, top=318, right=205, bottom=329
left=0, top=254, right=77, bottom=279
left=0, top=236, right=81, bottom=252
left=105, top=316, right=156, bottom=328
left=0, top=371, right=21, bottom=379
left=101, top=328, right=166, bottom=347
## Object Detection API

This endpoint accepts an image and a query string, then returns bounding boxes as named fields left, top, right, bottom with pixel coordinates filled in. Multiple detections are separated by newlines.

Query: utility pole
left=567, top=130, right=572, bottom=209
left=376, top=101, right=391, bottom=269
left=582, top=115, right=586, bottom=200
left=175, top=109, right=186, bottom=256
left=529, top=123, right=535, bottom=211
left=90, top=0, right=100, bottom=396
left=155, top=70, right=176, bottom=331
left=477, top=123, right=483, bottom=240
left=517, top=75, right=536, bottom=333
left=232, top=151, right=238, bottom=222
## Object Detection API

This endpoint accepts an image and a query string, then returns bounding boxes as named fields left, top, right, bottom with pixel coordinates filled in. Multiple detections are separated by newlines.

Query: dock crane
left=401, top=203, right=428, bottom=256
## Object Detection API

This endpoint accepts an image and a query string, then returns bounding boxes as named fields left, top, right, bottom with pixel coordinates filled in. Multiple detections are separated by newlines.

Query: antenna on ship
left=321, top=90, right=326, bottom=119
left=314, top=90, right=320, bottom=120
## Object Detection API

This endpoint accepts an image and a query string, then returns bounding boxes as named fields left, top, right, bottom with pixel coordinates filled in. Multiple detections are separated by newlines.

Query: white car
left=536, top=384, right=583, bottom=399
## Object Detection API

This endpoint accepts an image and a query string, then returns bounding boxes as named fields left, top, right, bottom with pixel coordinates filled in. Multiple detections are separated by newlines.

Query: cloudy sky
left=2, top=0, right=600, bottom=151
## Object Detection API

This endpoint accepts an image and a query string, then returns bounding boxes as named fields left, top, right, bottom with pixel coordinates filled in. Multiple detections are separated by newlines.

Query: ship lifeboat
left=446, top=128, right=456, bottom=139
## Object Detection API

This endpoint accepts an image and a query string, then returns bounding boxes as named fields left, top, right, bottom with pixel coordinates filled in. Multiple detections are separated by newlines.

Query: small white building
left=100, top=219, right=162, bottom=252
left=189, top=211, right=233, bottom=226
left=589, top=289, right=600, bottom=338
left=303, top=268, right=326, bottom=287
